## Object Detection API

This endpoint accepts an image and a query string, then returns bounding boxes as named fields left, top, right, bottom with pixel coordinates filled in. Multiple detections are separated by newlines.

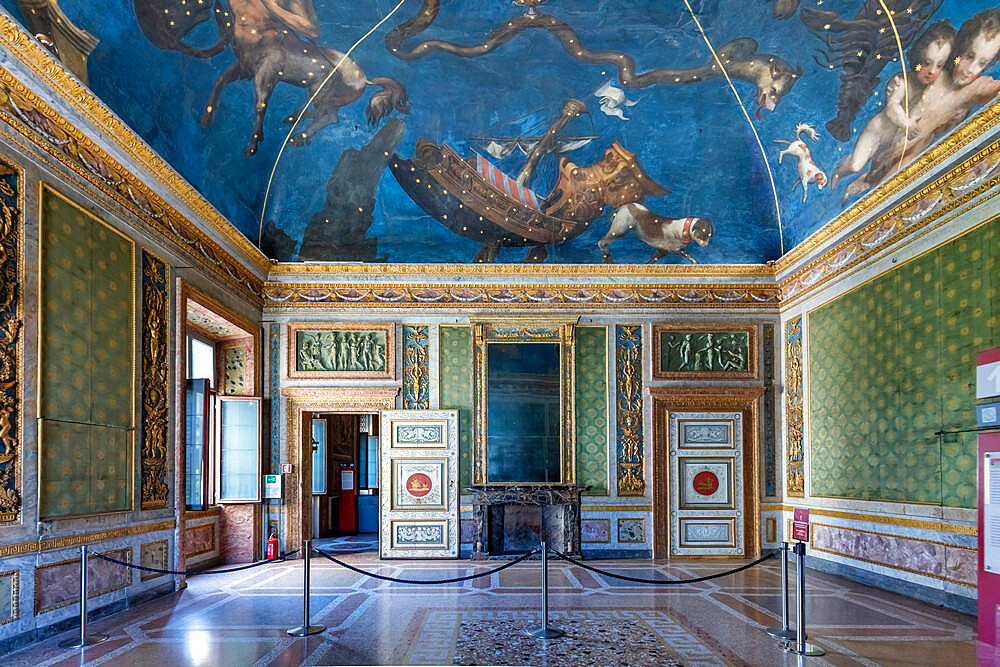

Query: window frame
left=214, top=395, right=263, bottom=503
left=184, top=378, right=214, bottom=511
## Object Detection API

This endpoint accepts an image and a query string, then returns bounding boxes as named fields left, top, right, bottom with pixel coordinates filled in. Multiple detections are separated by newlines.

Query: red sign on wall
left=792, top=508, right=810, bottom=542
left=281, top=463, right=292, bottom=474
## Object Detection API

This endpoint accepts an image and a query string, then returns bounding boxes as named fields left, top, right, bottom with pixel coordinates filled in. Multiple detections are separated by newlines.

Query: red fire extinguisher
left=266, top=532, right=279, bottom=560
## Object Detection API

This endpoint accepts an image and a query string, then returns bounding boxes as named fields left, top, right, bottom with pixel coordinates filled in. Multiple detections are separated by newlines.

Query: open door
left=379, top=410, right=459, bottom=559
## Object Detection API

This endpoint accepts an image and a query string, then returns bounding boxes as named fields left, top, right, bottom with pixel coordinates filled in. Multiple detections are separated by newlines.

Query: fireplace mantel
left=467, top=484, right=588, bottom=560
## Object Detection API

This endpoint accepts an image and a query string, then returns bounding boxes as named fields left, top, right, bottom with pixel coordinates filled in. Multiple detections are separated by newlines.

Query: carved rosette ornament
left=785, top=317, right=804, bottom=496
left=141, top=250, right=169, bottom=509
left=402, top=325, right=430, bottom=409
left=0, top=158, right=20, bottom=523
left=615, top=325, right=644, bottom=496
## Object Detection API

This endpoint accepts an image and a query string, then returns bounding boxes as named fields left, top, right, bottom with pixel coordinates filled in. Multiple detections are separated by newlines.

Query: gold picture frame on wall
left=471, top=318, right=577, bottom=485
left=652, top=323, right=758, bottom=380
left=286, top=322, right=396, bottom=380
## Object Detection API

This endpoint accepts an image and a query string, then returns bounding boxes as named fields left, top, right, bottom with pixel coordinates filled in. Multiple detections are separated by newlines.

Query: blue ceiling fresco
left=4, top=0, right=1000, bottom=264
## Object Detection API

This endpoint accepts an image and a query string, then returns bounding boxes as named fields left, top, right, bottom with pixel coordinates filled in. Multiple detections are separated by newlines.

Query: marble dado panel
left=34, top=548, right=131, bottom=614
left=0, top=570, right=17, bottom=625
left=581, top=518, right=611, bottom=544
left=139, top=539, right=169, bottom=582
left=184, top=523, right=216, bottom=560
left=811, top=523, right=975, bottom=587
left=220, top=504, right=258, bottom=563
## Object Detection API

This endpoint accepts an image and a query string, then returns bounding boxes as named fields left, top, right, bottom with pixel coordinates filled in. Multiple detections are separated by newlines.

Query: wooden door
left=378, top=410, right=459, bottom=558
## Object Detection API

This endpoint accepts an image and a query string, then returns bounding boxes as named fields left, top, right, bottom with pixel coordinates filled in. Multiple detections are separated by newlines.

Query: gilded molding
left=0, top=156, right=21, bottom=524
left=757, top=504, right=977, bottom=536
left=140, top=250, right=169, bottom=510
left=268, top=262, right=774, bottom=278
left=264, top=282, right=781, bottom=308
left=0, top=519, right=176, bottom=559
left=615, top=325, right=644, bottom=496
left=402, top=325, right=430, bottom=410
left=0, top=68, right=264, bottom=304
left=785, top=317, right=804, bottom=497
left=0, top=14, right=270, bottom=276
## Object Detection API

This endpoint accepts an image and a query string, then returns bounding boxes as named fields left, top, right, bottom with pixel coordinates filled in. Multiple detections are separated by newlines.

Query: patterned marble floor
left=4, top=537, right=976, bottom=666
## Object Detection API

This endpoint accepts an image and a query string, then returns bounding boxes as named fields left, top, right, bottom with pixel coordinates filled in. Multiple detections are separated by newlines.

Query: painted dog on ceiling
left=134, top=0, right=409, bottom=157
left=599, top=203, right=713, bottom=264
left=385, top=0, right=802, bottom=117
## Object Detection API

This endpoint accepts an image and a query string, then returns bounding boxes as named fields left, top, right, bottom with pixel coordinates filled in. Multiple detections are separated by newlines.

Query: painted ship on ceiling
left=389, top=99, right=667, bottom=263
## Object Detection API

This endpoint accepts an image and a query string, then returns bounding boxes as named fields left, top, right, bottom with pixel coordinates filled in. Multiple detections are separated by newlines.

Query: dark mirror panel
left=486, top=342, right=561, bottom=483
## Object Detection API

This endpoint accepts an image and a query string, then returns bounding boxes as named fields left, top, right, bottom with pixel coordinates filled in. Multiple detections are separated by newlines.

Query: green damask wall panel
left=809, top=220, right=997, bottom=508
left=575, top=326, right=609, bottom=495
left=39, top=189, right=133, bottom=517
left=439, top=326, right=473, bottom=487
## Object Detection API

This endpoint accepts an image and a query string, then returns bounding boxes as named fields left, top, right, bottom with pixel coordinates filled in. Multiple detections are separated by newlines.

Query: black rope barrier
left=313, top=547, right=538, bottom=584
left=548, top=548, right=777, bottom=585
left=93, top=548, right=302, bottom=577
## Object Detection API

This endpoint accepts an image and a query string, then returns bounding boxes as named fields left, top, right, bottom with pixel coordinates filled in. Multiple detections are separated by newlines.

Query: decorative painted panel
left=222, top=344, right=248, bottom=395
left=140, top=250, right=169, bottom=510
left=391, top=420, right=447, bottom=448
left=287, top=322, right=395, bottom=380
left=438, top=326, right=473, bottom=487
left=0, top=157, right=20, bottom=523
left=39, top=186, right=134, bottom=518
left=403, top=325, right=430, bottom=410
left=669, top=411, right=744, bottom=557
left=762, top=323, right=776, bottom=497
left=808, top=220, right=998, bottom=508
left=785, top=316, right=805, bottom=497
left=380, top=411, right=459, bottom=559
left=139, top=539, right=169, bottom=582
left=652, top=324, right=757, bottom=380
left=0, top=570, right=18, bottom=625
left=269, top=323, right=280, bottom=474
left=576, top=326, right=609, bottom=496
left=617, top=518, right=646, bottom=544
left=615, top=325, right=644, bottom=496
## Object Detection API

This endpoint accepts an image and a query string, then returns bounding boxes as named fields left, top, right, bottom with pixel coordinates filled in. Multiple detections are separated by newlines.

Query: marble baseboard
left=580, top=548, right=653, bottom=559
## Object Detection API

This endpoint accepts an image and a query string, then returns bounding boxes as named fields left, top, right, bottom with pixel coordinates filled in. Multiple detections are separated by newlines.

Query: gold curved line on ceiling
left=682, top=0, right=784, bottom=255
left=258, top=0, right=409, bottom=245
left=878, top=0, right=910, bottom=175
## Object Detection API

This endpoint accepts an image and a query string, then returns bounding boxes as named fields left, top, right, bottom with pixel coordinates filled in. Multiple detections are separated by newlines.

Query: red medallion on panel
left=692, top=470, right=719, bottom=496
left=406, top=472, right=433, bottom=497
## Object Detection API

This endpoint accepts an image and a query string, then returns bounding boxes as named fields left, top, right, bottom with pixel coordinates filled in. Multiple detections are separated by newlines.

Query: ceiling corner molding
left=0, top=11, right=271, bottom=277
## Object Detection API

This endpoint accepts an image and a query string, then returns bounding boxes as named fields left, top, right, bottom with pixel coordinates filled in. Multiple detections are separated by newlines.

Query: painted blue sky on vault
left=4, top=0, right=999, bottom=264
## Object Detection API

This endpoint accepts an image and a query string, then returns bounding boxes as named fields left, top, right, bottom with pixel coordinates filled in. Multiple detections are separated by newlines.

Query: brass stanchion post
left=785, top=541, right=824, bottom=656
left=527, top=542, right=564, bottom=639
left=766, top=542, right=796, bottom=642
left=287, top=539, right=325, bottom=637
left=58, top=545, right=109, bottom=648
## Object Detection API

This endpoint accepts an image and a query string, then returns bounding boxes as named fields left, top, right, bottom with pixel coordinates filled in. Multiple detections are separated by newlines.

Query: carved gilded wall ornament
left=0, top=157, right=21, bottom=523
left=785, top=316, right=804, bottom=497
left=264, top=282, right=781, bottom=308
left=269, top=323, right=280, bottom=474
left=651, top=323, right=758, bottom=380
left=615, top=324, right=644, bottom=496
left=141, top=250, right=169, bottom=509
left=402, top=325, right=430, bottom=410
left=286, top=322, right=395, bottom=380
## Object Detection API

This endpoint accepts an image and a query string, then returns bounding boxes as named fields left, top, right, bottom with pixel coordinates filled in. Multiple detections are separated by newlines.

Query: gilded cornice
left=0, top=13, right=271, bottom=277
left=268, top=262, right=773, bottom=278
left=775, top=97, right=1000, bottom=273
left=263, top=282, right=782, bottom=309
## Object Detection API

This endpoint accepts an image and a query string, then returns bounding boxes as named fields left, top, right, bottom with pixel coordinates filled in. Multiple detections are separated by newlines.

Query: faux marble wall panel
left=140, top=539, right=169, bottom=582
left=219, top=504, right=256, bottom=563
left=0, top=571, right=17, bottom=625
left=581, top=518, right=611, bottom=543
left=184, top=523, right=216, bottom=559
left=460, top=519, right=473, bottom=544
left=34, top=548, right=131, bottom=614
left=811, top=523, right=975, bottom=587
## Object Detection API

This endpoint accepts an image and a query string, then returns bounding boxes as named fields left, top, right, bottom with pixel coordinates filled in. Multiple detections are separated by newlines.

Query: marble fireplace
left=467, top=484, right=588, bottom=560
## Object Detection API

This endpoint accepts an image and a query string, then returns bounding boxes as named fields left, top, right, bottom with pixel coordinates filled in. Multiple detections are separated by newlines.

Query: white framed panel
left=390, top=458, right=448, bottom=511
left=391, top=519, right=450, bottom=550
left=679, top=518, right=737, bottom=548
left=391, top=419, right=449, bottom=448
left=678, top=457, right=734, bottom=510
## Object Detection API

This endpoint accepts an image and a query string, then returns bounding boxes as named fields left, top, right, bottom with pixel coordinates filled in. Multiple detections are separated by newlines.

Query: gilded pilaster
left=615, top=325, right=644, bottom=496
left=785, top=317, right=804, bottom=496
left=402, top=325, right=430, bottom=410
left=0, top=156, right=21, bottom=523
